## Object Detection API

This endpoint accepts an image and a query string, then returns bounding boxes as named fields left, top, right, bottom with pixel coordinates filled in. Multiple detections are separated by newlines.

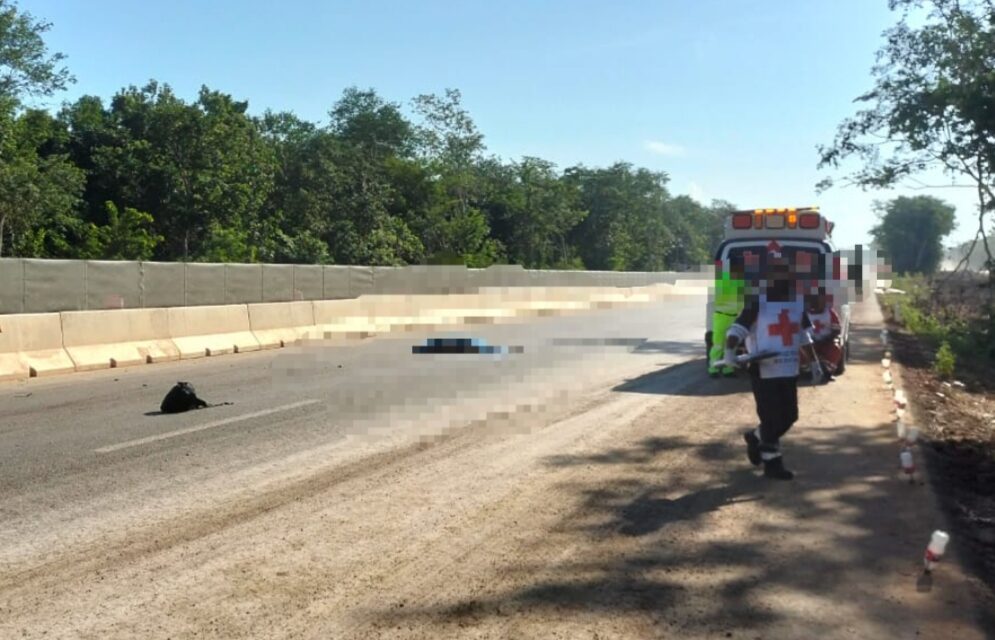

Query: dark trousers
left=748, top=365, right=799, bottom=450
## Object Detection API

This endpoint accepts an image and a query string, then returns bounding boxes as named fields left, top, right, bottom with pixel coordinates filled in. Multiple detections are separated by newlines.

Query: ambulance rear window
left=725, top=246, right=825, bottom=277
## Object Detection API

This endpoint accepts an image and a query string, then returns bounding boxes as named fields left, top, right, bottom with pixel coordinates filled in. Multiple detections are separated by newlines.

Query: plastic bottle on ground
left=924, top=531, right=950, bottom=572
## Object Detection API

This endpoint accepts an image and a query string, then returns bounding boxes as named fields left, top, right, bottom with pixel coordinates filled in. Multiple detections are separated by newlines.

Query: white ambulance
left=705, top=206, right=853, bottom=376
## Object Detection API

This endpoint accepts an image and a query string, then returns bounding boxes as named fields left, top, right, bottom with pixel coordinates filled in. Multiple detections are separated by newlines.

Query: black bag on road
left=160, top=381, right=209, bottom=414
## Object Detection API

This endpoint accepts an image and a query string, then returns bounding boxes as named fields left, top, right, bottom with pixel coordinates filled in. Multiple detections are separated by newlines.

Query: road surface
left=0, top=295, right=991, bottom=639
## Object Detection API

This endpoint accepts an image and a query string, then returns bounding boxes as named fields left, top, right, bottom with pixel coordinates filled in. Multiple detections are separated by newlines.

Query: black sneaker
left=743, top=431, right=761, bottom=466
left=763, top=456, right=794, bottom=480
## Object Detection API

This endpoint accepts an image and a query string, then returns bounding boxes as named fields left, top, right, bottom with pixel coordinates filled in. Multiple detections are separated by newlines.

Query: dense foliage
left=871, top=195, right=956, bottom=274
left=0, top=1, right=728, bottom=267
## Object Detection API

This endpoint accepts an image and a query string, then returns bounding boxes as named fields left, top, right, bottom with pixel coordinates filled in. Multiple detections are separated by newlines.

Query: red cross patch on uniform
left=767, top=309, right=800, bottom=347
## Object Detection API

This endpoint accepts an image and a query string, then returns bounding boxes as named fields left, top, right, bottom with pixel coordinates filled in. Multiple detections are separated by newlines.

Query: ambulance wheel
left=705, top=330, right=713, bottom=367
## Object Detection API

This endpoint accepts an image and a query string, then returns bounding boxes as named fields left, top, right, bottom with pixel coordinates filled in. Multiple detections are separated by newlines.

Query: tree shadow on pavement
left=369, top=426, right=995, bottom=637
left=614, top=359, right=752, bottom=397
left=544, top=436, right=696, bottom=468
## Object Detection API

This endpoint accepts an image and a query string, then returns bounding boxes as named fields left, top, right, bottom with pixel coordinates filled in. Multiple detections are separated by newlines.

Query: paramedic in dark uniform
left=723, top=252, right=812, bottom=480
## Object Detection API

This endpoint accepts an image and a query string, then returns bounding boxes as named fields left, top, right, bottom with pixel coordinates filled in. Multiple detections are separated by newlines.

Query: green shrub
left=934, top=341, right=956, bottom=379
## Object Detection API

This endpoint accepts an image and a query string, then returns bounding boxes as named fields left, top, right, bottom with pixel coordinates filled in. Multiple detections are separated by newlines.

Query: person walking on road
left=722, top=253, right=812, bottom=480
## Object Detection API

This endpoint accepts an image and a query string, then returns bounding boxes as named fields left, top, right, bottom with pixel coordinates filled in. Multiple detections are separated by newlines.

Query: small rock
left=953, top=381, right=966, bottom=388
left=942, top=382, right=952, bottom=388
left=937, top=392, right=946, bottom=399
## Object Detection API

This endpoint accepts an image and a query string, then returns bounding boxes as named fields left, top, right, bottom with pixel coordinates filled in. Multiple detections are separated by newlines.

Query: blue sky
left=25, top=0, right=981, bottom=249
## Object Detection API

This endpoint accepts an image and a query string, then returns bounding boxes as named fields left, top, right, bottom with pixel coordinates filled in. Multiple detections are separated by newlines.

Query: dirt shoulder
left=885, top=305, right=995, bottom=620
left=1, top=299, right=991, bottom=639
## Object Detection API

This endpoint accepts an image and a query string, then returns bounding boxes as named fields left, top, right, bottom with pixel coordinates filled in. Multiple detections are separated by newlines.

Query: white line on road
left=95, top=400, right=322, bottom=454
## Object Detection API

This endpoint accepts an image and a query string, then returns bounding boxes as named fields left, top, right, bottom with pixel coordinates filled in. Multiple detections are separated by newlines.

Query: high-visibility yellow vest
left=714, top=270, right=744, bottom=316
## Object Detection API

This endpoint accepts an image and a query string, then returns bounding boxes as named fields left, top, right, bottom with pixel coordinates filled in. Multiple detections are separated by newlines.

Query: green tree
left=70, top=82, right=276, bottom=261
left=81, top=201, right=162, bottom=260
left=0, top=1, right=81, bottom=257
left=871, top=195, right=956, bottom=274
left=0, top=0, right=73, bottom=101
left=500, top=157, right=586, bottom=268
left=257, top=111, right=332, bottom=263
left=663, top=196, right=729, bottom=268
left=412, top=88, right=498, bottom=265
left=328, top=88, right=424, bottom=265
left=563, top=163, right=676, bottom=271
left=330, top=87, right=414, bottom=158
left=819, top=0, right=995, bottom=273
left=0, top=103, right=84, bottom=257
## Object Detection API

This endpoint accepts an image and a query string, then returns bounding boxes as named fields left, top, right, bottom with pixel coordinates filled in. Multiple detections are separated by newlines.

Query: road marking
left=95, top=400, right=322, bottom=453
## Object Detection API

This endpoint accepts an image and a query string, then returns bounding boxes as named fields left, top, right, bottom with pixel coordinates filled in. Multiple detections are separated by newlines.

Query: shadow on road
left=368, top=425, right=995, bottom=637
left=613, top=359, right=752, bottom=397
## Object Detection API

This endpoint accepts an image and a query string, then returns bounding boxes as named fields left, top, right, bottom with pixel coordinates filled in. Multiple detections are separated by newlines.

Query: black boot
left=743, top=430, right=761, bottom=466
left=763, top=456, right=794, bottom=480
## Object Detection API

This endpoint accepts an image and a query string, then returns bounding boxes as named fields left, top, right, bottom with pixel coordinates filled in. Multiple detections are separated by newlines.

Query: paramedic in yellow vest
left=709, top=258, right=746, bottom=377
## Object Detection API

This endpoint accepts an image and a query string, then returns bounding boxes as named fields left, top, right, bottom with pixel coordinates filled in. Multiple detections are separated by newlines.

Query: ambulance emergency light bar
left=726, top=207, right=834, bottom=239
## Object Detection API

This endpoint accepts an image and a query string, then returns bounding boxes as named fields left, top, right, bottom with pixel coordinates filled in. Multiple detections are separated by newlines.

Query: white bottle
left=882, top=358, right=892, bottom=369
left=896, top=421, right=907, bottom=440
left=924, top=530, right=950, bottom=571
left=894, top=389, right=907, bottom=408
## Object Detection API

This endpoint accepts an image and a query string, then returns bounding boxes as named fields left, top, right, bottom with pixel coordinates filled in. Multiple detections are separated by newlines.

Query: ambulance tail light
left=799, top=212, right=821, bottom=229
left=731, top=213, right=753, bottom=229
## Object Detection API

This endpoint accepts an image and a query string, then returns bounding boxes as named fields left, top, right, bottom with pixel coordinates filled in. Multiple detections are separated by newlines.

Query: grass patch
left=880, top=273, right=994, bottom=383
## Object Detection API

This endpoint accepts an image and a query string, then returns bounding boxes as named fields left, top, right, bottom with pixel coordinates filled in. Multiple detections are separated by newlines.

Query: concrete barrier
left=312, top=299, right=382, bottom=339
left=167, top=305, right=261, bottom=359
left=474, top=287, right=597, bottom=317
left=61, top=308, right=178, bottom=370
left=0, top=313, right=76, bottom=380
left=247, top=301, right=317, bottom=348
left=351, top=295, right=441, bottom=332
left=348, top=294, right=517, bottom=329
left=0, top=284, right=679, bottom=384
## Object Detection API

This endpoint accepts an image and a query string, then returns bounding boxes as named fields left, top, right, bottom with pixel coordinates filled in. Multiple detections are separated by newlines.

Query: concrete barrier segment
left=247, top=301, right=317, bottom=349
left=61, top=308, right=179, bottom=370
left=167, top=304, right=261, bottom=359
left=0, top=313, right=76, bottom=380
left=312, top=299, right=385, bottom=340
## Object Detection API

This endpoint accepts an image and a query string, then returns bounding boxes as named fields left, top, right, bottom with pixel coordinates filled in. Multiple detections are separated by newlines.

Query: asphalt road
left=0, top=295, right=705, bottom=574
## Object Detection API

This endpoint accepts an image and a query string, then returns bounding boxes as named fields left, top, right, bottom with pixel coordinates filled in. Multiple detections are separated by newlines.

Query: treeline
left=0, top=4, right=729, bottom=269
